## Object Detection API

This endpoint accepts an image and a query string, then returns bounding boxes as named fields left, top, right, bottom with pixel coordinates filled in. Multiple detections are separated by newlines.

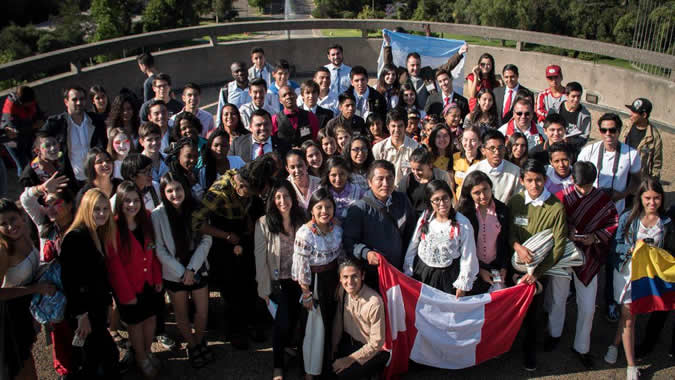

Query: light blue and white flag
left=377, top=29, right=466, bottom=95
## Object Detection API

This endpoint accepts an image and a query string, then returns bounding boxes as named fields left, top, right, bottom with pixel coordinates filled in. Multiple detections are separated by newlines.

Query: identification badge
left=455, top=171, right=466, bottom=179
left=300, top=127, right=311, bottom=137
left=515, top=216, right=529, bottom=226
left=398, top=214, right=407, bottom=229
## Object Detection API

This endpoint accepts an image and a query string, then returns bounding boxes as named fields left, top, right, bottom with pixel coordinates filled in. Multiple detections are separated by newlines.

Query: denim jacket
left=612, top=210, right=674, bottom=271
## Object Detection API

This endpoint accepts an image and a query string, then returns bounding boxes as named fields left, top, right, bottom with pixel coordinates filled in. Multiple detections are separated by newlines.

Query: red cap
left=545, top=65, right=561, bottom=77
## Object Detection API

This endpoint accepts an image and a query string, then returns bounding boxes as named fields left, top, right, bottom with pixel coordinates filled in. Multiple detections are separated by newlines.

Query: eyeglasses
left=515, top=112, right=531, bottom=117
left=430, top=195, right=451, bottom=205
left=484, top=145, right=506, bottom=154
left=351, top=147, right=368, bottom=153
left=599, top=127, right=618, bottom=134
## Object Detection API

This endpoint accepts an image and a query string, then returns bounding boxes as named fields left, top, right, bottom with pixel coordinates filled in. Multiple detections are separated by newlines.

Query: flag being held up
left=376, top=254, right=535, bottom=378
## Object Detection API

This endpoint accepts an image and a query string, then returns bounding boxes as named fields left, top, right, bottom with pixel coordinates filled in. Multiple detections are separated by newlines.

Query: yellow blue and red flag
left=630, top=241, right=675, bottom=314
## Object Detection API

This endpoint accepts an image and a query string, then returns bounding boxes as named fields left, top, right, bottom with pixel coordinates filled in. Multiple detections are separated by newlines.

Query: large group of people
left=0, top=28, right=670, bottom=380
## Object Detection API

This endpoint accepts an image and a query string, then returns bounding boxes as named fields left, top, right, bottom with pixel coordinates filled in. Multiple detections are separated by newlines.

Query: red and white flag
left=377, top=254, right=535, bottom=378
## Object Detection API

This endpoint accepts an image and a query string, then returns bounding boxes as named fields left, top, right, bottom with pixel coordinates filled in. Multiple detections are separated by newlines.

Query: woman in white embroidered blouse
left=404, top=179, right=478, bottom=297
left=285, top=149, right=321, bottom=210
left=292, top=188, right=343, bottom=378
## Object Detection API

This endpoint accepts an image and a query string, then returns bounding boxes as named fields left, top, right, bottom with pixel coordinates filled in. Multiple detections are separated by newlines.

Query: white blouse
left=291, top=223, right=344, bottom=286
left=403, top=212, right=479, bottom=291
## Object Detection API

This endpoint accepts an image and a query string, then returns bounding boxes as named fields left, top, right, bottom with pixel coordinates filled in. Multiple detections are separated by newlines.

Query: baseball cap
left=545, top=65, right=561, bottom=77
left=625, top=98, right=652, bottom=115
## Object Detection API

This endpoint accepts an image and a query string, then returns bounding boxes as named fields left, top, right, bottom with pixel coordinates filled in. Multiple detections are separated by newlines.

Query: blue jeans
left=4, top=142, right=30, bottom=176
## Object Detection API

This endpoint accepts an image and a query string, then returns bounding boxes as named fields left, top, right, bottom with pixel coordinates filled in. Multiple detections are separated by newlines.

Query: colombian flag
left=630, top=241, right=675, bottom=314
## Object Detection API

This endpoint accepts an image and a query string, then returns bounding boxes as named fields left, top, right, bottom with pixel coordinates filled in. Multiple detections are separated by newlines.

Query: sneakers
left=607, top=304, right=620, bottom=323
left=155, top=334, right=176, bottom=350
left=627, top=366, right=640, bottom=380
left=604, top=345, right=618, bottom=364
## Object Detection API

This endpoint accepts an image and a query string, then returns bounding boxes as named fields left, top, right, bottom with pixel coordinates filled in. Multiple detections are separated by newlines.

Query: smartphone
left=72, top=334, right=85, bottom=347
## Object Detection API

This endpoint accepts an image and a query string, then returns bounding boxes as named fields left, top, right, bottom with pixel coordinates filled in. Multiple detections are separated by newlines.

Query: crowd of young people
left=0, top=33, right=670, bottom=380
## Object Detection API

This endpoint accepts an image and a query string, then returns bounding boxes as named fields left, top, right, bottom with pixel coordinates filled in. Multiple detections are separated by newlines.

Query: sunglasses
left=599, top=127, right=618, bottom=134
left=515, top=112, right=531, bottom=117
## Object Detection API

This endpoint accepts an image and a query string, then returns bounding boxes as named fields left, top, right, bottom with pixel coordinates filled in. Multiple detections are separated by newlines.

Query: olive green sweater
left=508, top=192, right=568, bottom=277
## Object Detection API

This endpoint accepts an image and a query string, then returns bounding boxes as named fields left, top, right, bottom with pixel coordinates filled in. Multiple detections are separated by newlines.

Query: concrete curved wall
left=6, top=37, right=675, bottom=126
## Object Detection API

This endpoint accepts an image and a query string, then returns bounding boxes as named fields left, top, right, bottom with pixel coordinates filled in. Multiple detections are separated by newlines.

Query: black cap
left=625, top=98, right=652, bottom=116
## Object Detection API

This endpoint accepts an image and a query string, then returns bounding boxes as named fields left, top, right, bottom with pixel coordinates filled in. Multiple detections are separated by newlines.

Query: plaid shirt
left=192, top=169, right=249, bottom=232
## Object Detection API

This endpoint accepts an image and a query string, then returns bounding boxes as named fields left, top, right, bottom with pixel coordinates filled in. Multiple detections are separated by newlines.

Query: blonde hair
left=66, top=188, right=117, bottom=254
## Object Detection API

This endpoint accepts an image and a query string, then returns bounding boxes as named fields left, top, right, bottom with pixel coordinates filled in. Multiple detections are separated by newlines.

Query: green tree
left=214, top=0, right=236, bottom=21
left=142, top=0, right=199, bottom=33
left=0, top=24, right=43, bottom=62
left=248, top=0, right=269, bottom=13
left=90, top=0, right=128, bottom=42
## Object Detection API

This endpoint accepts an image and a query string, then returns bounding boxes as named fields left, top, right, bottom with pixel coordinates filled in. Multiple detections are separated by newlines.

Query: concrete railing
left=0, top=19, right=673, bottom=127
left=2, top=19, right=674, bottom=82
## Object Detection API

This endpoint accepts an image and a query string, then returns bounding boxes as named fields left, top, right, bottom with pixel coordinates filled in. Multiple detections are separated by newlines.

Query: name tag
left=398, top=214, right=407, bottom=229
left=455, top=171, right=466, bottom=179
left=515, top=216, right=529, bottom=226
left=300, top=127, right=311, bottom=137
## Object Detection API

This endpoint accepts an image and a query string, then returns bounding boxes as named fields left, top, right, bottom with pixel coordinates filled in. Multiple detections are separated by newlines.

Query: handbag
left=30, top=260, right=67, bottom=324
left=302, top=275, right=324, bottom=376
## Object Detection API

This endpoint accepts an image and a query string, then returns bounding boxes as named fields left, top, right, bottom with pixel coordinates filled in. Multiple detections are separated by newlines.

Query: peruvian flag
left=377, top=254, right=535, bottom=378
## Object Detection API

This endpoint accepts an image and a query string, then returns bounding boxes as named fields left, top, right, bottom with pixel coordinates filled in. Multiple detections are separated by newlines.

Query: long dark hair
left=428, top=125, right=453, bottom=171
left=39, top=189, right=75, bottom=239
left=159, top=172, right=195, bottom=265
left=171, top=111, right=203, bottom=144
left=0, top=199, right=22, bottom=256
left=218, top=103, right=248, bottom=136
left=420, top=180, right=457, bottom=236
left=623, top=177, right=666, bottom=240
left=265, top=179, right=307, bottom=235
left=506, top=132, right=528, bottom=168
left=202, top=128, right=231, bottom=190
left=457, top=171, right=493, bottom=216
left=469, top=88, right=499, bottom=128
left=306, top=187, right=337, bottom=221
left=301, top=140, right=326, bottom=178
left=113, top=180, right=153, bottom=255
left=376, top=64, right=399, bottom=95
left=476, top=53, right=500, bottom=88
left=320, top=156, right=351, bottom=189
left=84, top=147, right=113, bottom=184
left=342, top=135, right=374, bottom=175
left=106, top=94, right=140, bottom=138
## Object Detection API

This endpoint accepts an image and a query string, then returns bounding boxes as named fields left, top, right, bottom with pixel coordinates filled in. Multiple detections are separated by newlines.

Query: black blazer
left=314, top=106, right=334, bottom=130
left=60, top=227, right=112, bottom=324
left=344, top=85, right=387, bottom=120
left=462, top=199, right=511, bottom=271
left=230, top=133, right=291, bottom=163
left=493, top=85, right=533, bottom=123
left=424, top=92, right=470, bottom=120
left=48, top=111, right=108, bottom=158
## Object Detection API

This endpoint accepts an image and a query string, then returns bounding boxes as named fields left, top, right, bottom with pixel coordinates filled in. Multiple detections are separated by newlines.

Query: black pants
left=522, top=277, right=548, bottom=358
left=69, top=310, right=119, bottom=379
left=213, top=237, right=259, bottom=338
left=641, top=311, right=674, bottom=353
left=335, top=334, right=389, bottom=379
left=270, top=279, right=302, bottom=369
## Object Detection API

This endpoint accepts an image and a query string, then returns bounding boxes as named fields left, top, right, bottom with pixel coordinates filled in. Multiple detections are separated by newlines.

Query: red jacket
left=106, top=225, right=162, bottom=304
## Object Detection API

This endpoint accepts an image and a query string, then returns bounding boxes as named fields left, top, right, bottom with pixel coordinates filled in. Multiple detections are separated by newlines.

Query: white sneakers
left=604, top=345, right=618, bottom=364
left=604, top=345, right=640, bottom=379
left=627, top=366, right=640, bottom=380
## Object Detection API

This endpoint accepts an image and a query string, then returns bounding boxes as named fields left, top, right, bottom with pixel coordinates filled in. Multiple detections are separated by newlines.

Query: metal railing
left=1, top=19, right=674, bottom=82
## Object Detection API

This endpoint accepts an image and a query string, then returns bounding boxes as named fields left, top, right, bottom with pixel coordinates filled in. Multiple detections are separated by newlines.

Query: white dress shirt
left=325, top=63, right=352, bottom=95
left=67, top=113, right=92, bottom=181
